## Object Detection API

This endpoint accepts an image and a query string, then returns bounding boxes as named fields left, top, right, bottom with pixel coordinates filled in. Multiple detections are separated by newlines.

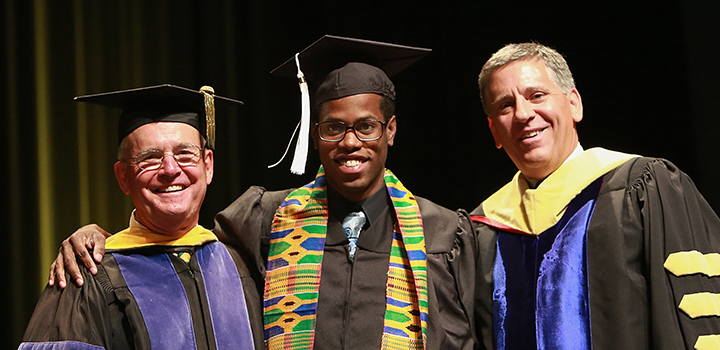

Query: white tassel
left=289, top=53, right=310, bottom=175
left=266, top=121, right=300, bottom=169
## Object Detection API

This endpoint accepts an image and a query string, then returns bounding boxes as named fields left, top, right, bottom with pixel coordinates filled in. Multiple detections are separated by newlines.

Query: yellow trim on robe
left=679, top=292, right=720, bottom=318
left=481, top=148, right=639, bottom=235
left=664, top=250, right=720, bottom=277
left=107, top=225, right=218, bottom=250
left=695, top=335, right=720, bottom=350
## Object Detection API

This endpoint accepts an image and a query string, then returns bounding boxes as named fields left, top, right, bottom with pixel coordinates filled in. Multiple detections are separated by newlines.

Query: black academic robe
left=213, top=185, right=482, bottom=350
left=472, top=157, right=720, bottom=350
left=20, top=242, right=263, bottom=350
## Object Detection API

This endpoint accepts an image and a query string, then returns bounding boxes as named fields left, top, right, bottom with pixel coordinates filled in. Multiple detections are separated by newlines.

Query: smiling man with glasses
left=20, top=85, right=260, bottom=350
left=231, top=37, right=480, bottom=350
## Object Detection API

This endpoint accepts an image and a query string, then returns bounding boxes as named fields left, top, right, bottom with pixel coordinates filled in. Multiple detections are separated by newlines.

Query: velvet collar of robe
left=479, top=147, right=639, bottom=235
left=107, top=223, right=218, bottom=250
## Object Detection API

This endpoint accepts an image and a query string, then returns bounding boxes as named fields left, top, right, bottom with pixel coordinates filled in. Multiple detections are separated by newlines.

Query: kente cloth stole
left=263, top=167, right=429, bottom=350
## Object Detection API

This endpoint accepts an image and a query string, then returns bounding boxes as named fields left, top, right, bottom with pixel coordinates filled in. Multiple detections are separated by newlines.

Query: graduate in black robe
left=212, top=36, right=480, bottom=349
left=214, top=183, right=478, bottom=349
left=471, top=42, right=720, bottom=350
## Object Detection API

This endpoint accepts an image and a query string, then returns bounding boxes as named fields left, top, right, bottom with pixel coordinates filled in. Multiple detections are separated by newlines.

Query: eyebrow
left=321, top=115, right=379, bottom=123
left=490, top=93, right=512, bottom=107
left=138, top=142, right=199, bottom=154
left=175, top=142, right=200, bottom=148
left=490, top=85, right=548, bottom=106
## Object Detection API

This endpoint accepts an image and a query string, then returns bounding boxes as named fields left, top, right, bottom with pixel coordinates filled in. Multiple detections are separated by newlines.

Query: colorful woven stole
left=264, top=167, right=428, bottom=350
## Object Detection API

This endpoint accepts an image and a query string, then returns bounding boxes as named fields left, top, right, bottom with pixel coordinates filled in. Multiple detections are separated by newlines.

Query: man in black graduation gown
left=471, top=42, right=720, bottom=350
left=21, top=85, right=261, bottom=350
left=48, top=37, right=482, bottom=350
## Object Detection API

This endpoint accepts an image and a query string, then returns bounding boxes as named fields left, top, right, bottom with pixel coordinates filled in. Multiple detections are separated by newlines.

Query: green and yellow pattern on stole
left=263, top=167, right=428, bottom=350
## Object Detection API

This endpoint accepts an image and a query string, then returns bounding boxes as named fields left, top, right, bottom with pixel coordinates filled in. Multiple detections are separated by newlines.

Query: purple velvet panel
left=493, top=178, right=601, bottom=350
left=18, top=341, right=105, bottom=350
left=114, top=253, right=197, bottom=350
left=196, top=242, right=255, bottom=350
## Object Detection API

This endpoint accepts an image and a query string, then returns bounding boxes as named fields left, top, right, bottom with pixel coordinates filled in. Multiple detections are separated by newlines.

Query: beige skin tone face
left=485, top=58, right=583, bottom=181
left=114, top=122, right=214, bottom=237
left=312, top=93, right=397, bottom=203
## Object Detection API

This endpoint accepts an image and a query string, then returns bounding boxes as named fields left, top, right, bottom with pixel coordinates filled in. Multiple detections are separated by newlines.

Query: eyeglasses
left=316, top=119, right=387, bottom=142
left=124, top=145, right=204, bottom=171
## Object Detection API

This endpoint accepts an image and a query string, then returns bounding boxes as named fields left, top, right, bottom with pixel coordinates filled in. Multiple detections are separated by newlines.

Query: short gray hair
left=478, top=42, right=575, bottom=111
left=117, top=137, right=131, bottom=162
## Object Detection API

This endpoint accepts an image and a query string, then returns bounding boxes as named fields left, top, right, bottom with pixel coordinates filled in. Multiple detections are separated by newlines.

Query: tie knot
left=342, top=211, right=366, bottom=262
left=342, top=211, right=366, bottom=237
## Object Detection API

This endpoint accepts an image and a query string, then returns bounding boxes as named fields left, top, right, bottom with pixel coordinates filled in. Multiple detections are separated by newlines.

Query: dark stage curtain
left=2, top=1, right=719, bottom=347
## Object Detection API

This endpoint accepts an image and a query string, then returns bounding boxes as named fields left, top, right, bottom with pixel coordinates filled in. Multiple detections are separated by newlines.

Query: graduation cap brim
left=270, top=35, right=432, bottom=81
left=266, top=36, right=431, bottom=176
left=75, top=84, right=243, bottom=147
left=74, top=84, right=244, bottom=108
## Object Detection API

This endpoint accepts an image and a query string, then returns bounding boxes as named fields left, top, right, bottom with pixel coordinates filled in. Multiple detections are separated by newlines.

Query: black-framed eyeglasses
left=316, top=119, right=387, bottom=142
left=123, top=145, right=205, bottom=171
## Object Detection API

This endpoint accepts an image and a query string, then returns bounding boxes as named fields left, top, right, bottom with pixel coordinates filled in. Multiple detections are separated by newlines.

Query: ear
left=488, top=117, right=503, bottom=149
left=114, top=161, right=131, bottom=195
left=311, top=122, right=320, bottom=150
left=203, top=149, right=214, bottom=185
left=568, top=88, right=583, bottom=123
left=385, top=115, right=397, bottom=147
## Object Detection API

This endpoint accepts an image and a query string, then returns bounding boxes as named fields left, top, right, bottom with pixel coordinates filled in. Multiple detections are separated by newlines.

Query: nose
left=338, top=128, right=363, bottom=150
left=513, top=96, right=535, bottom=122
left=157, top=153, right=182, bottom=176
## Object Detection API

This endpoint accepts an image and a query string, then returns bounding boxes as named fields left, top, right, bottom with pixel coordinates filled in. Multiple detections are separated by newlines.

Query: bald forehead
left=123, top=122, right=204, bottom=151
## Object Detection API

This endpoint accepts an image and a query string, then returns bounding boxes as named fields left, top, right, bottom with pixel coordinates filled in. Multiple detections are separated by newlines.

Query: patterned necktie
left=342, top=211, right=366, bottom=262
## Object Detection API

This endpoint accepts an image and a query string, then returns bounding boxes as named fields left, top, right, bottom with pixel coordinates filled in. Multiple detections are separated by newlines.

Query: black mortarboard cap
left=270, top=35, right=431, bottom=106
left=267, top=35, right=430, bottom=176
left=74, top=84, right=243, bottom=149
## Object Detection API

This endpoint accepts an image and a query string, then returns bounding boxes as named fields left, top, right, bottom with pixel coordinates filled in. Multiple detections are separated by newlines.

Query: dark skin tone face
left=312, top=93, right=397, bottom=203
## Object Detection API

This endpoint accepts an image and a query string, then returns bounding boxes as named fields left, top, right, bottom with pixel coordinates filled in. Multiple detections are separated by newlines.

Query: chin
left=518, top=150, right=553, bottom=167
left=335, top=180, right=365, bottom=194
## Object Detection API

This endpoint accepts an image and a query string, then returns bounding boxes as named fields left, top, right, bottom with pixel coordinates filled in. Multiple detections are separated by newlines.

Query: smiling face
left=114, top=122, right=213, bottom=236
left=485, top=58, right=583, bottom=181
left=312, top=93, right=396, bottom=203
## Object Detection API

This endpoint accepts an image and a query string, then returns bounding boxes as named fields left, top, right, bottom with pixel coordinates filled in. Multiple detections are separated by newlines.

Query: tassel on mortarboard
left=268, top=35, right=431, bottom=176
left=74, top=84, right=242, bottom=146
left=267, top=53, right=310, bottom=175
left=200, top=85, right=216, bottom=150
left=290, top=53, right=310, bottom=175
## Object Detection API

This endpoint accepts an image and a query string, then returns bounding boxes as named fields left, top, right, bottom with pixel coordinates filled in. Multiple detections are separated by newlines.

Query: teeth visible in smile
left=158, top=185, right=184, bottom=193
left=343, top=160, right=362, bottom=167
left=522, top=130, right=540, bottom=139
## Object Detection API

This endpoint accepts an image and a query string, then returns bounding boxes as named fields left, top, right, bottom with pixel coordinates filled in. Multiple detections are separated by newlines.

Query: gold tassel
left=200, top=86, right=216, bottom=149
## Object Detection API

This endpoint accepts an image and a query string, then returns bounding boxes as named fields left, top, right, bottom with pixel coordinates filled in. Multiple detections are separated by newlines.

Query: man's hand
left=49, top=224, right=110, bottom=289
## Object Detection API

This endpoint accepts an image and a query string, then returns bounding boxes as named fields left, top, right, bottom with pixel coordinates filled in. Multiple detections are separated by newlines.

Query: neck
left=328, top=183, right=384, bottom=204
left=132, top=211, right=198, bottom=237
left=522, top=143, right=584, bottom=187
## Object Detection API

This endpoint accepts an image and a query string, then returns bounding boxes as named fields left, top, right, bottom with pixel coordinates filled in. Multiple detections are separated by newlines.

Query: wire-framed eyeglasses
left=123, top=145, right=205, bottom=171
left=316, top=119, right=387, bottom=142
